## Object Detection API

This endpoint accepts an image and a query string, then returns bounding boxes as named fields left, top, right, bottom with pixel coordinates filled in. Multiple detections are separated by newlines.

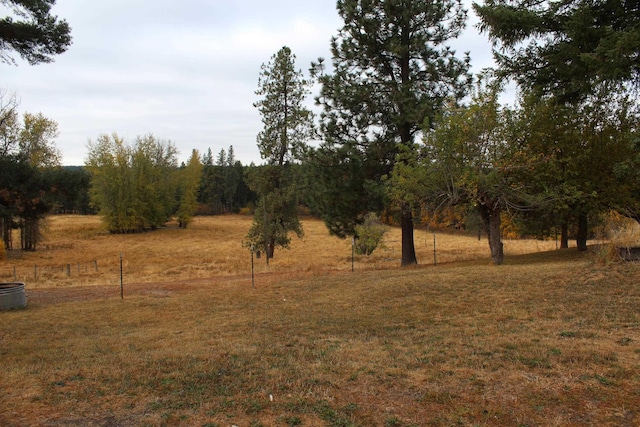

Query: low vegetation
left=0, top=215, right=639, bottom=426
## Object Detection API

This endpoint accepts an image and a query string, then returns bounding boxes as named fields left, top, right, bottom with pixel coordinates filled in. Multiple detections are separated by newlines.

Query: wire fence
left=0, top=258, right=106, bottom=283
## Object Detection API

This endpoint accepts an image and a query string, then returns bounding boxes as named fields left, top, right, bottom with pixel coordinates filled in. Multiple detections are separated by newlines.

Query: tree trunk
left=576, top=213, right=588, bottom=251
left=21, top=218, right=39, bottom=251
left=267, top=239, right=275, bottom=260
left=401, top=209, right=417, bottom=266
left=479, top=204, right=504, bottom=265
left=560, top=222, right=569, bottom=249
left=1, top=218, right=11, bottom=250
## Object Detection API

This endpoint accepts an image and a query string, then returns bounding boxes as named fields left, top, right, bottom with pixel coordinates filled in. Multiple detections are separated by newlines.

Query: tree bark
left=21, top=218, right=39, bottom=251
left=401, top=209, right=417, bottom=266
left=576, top=213, right=588, bottom=251
left=479, top=204, right=504, bottom=265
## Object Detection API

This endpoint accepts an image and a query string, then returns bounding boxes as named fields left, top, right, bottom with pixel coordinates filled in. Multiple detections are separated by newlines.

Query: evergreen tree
left=223, top=145, right=240, bottom=212
left=202, top=147, right=213, bottom=167
left=246, top=46, right=313, bottom=259
left=0, top=0, right=72, bottom=65
left=474, top=0, right=640, bottom=102
left=42, top=166, right=93, bottom=214
left=475, top=0, right=640, bottom=246
left=0, top=154, right=48, bottom=250
left=310, top=0, right=471, bottom=266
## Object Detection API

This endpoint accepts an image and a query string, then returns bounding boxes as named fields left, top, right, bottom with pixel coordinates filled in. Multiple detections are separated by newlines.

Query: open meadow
left=1, top=215, right=639, bottom=426
left=1, top=215, right=563, bottom=288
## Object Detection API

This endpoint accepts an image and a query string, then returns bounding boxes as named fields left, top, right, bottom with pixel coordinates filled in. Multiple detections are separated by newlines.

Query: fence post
left=66, top=264, right=71, bottom=277
left=13, top=266, right=16, bottom=281
left=433, top=233, right=437, bottom=266
left=94, top=260, right=98, bottom=272
left=120, top=253, right=124, bottom=300
left=34, top=265, right=37, bottom=282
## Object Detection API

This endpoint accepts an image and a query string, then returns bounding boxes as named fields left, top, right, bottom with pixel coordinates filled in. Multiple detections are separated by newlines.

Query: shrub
left=354, top=213, right=388, bottom=255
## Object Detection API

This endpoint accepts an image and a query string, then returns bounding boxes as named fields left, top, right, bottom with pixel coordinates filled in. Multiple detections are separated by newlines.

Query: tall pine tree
left=246, top=46, right=313, bottom=259
left=310, top=0, right=471, bottom=266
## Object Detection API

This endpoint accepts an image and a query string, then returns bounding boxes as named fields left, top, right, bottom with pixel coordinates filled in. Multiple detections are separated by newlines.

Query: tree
left=85, top=133, right=179, bottom=233
left=176, top=150, right=203, bottom=228
left=198, top=145, right=256, bottom=214
left=400, top=75, right=525, bottom=265
left=0, top=0, right=72, bottom=65
left=475, top=0, right=640, bottom=248
left=310, top=0, right=470, bottom=266
left=42, top=166, right=93, bottom=214
left=223, top=145, right=240, bottom=212
left=246, top=46, right=313, bottom=259
left=0, top=154, right=49, bottom=250
left=0, top=89, right=19, bottom=155
left=246, top=166, right=304, bottom=259
left=515, top=89, right=640, bottom=249
left=130, top=134, right=178, bottom=229
left=0, top=93, right=59, bottom=251
left=19, top=111, right=60, bottom=166
left=474, top=0, right=640, bottom=102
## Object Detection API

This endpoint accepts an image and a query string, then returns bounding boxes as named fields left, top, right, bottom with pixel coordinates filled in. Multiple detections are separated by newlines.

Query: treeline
left=197, top=146, right=255, bottom=215
left=2, top=143, right=263, bottom=233
left=23, top=147, right=261, bottom=220
left=85, top=135, right=260, bottom=233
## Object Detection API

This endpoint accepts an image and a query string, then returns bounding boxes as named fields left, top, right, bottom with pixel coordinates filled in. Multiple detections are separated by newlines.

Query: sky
left=3, top=0, right=498, bottom=166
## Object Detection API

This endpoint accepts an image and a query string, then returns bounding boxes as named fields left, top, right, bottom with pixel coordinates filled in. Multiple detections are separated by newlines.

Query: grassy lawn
left=0, top=216, right=639, bottom=426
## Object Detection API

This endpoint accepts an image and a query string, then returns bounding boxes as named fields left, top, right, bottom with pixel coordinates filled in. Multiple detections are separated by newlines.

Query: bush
left=354, top=213, right=388, bottom=255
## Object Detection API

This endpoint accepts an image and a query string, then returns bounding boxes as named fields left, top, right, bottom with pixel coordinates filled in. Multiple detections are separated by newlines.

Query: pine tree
left=310, top=0, right=471, bottom=266
left=0, top=0, right=72, bottom=65
left=246, top=46, right=314, bottom=259
left=474, top=0, right=640, bottom=102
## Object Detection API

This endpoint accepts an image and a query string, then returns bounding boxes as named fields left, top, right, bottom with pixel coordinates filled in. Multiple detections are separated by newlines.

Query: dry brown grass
left=1, top=215, right=638, bottom=426
left=1, top=214, right=559, bottom=289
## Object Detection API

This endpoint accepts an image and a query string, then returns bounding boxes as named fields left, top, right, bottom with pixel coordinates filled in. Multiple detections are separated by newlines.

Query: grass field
left=1, top=215, right=639, bottom=426
left=1, top=215, right=562, bottom=288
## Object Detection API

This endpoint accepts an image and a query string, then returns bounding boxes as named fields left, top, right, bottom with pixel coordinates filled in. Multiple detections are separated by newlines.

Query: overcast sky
left=3, top=0, right=497, bottom=166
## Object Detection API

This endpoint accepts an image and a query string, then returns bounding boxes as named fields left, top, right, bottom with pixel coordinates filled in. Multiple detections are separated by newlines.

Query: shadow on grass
left=504, top=247, right=589, bottom=266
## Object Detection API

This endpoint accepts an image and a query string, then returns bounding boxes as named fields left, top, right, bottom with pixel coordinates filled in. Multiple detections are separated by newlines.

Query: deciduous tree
left=475, top=0, right=640, bottom=247
left=176, top=150, right=203, bottom=228
left=85, top=133, right=179, bottom=233
left=409, top=76, right=519, bottom=264
left=19, top=111, right=60, bottom=167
